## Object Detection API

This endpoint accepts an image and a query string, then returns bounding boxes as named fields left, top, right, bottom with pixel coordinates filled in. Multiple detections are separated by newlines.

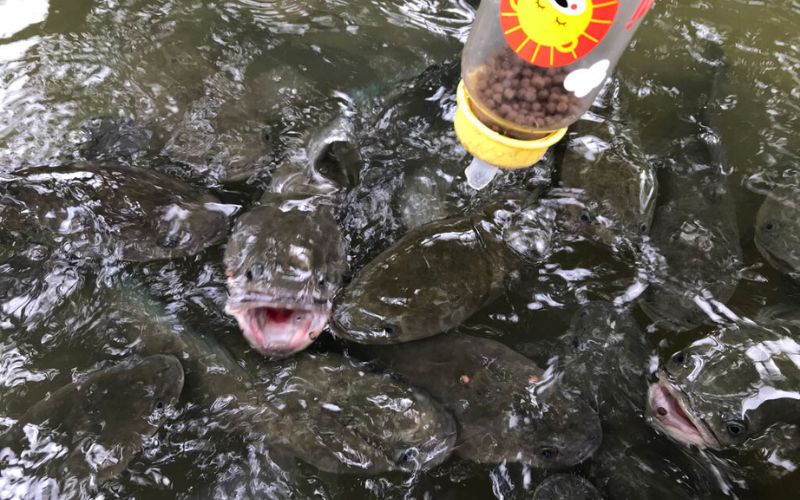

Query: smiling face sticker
left=501, top=0, right=619, bottom=67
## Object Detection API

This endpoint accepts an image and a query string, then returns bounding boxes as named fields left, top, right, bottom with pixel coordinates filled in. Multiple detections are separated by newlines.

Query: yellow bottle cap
left=454, top=80, right=567, bottom=169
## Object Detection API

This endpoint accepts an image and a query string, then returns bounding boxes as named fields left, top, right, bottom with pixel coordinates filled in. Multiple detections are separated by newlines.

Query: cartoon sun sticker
left=500, top=0, right=619, bottom=67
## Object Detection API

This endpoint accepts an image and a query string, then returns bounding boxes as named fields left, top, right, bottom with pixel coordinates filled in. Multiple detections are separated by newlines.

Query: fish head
left=130, top=355, right=186, bottom=417
left=344, top=376, right=457, bottom=473
left=522, top=383, right=603, bottom=468
left=224, top=203, right=346, bottom=357
left=645, top=327, right=793, bottom=450
left=755, top=188, right=800, bottom=274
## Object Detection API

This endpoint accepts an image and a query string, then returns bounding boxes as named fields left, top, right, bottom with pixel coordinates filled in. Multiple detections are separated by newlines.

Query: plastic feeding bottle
left=455, top=0, right=655, bottom=189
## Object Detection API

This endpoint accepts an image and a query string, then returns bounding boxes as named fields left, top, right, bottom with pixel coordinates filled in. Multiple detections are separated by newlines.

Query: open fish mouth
left=646, top=373, right=721, bottom=450
left=225, top=293, right=329, bottom=358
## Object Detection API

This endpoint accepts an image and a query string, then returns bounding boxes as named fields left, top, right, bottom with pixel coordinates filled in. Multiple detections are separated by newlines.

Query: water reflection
left=0, top=0, right=799, bottom=498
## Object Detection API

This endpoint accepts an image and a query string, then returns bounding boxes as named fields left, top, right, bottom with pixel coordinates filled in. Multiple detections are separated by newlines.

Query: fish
left=558, top=302, right=650, bottom=419
left=647, top=315, right=800, bottom=454
left=636, top=50, right=742, bottom=332
left=263, top=353, right=457, bottom=474
left=98, top=284, right=456, bottom=475
left=754, top=186, right=800, bottom=276
left=332, top=191, right=555, bottom=344
left=556, top=303, right=734, bottom=498
left=358, top=333, right=602, bottom=468
left=636, top=125, right=741, bottom=332
left=0, top=355, right=183, bottom=495
left=550, top=109, right=658, bottom=252
left=79, top=117, right=160, bottom=165
left=224, top=122, right=358, bottom=357
left=533, top=474, right=602, bottom=500
left=0, top=163, right=232, bottom=262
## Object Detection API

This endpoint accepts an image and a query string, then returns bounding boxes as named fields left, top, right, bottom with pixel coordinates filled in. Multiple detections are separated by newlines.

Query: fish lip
left=224, top=292, right=329, bottom=358
left=647, top=372, right=722, bottom=450
left=754, top=236, right=797, bottom=275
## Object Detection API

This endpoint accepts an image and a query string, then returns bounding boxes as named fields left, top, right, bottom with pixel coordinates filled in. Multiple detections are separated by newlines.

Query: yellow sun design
left=501, top=0, right=619, bottom=67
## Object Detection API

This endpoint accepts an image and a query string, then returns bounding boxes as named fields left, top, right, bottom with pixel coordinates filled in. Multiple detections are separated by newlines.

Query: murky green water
left=0, top=0, right=799, bottom=498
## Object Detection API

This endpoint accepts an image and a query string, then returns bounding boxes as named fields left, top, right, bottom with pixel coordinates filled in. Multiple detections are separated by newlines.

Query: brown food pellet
left=469, top=48, right=582, bottom=133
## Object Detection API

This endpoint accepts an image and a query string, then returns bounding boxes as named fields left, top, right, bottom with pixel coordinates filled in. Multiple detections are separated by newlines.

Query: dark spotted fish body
left=636, top=51, right=742, bottom=332
left=559, top=302, right=650, bottom=420
left=0, top=355, right=184, bottom=495
left=263, top=353, right=457, bottom=474
left=0, top=163, right=230, bottom=262
left=359, top=333, right=602, bottom=468
left=332, top=191, right=555, bottom=344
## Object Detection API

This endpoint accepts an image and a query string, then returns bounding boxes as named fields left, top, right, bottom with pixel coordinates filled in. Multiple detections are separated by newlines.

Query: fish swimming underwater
left=550, top=105, right=657, bottom=253
left=0, top=355, right=184, bottom=496
left=332, top=191, right=555, bottom=344
left=358, top=333, right=602, bottom=468
left=0, top=163, right=231, bottom=262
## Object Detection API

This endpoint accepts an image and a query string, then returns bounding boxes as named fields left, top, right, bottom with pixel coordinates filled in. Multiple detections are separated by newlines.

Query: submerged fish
left=224, top=123, right=357, bottom=357
left=636, top=54, right=742, bottom=332
left=551, top=108, right=657, bottom=252
left=0, top=163, right=231, bottom=262
left=332, top=192, right=555, bottom=344
left=359, top=333, right=602, bottom=468
left=637, top=128, right=741, bottom=332
left=559, top=302, right=650, bottom=419
left=754, top=186, right=800, bottom=276
left=0, top=355, right=183, bottom=494
left=265, top=353, right=457, bottom=474
left=533, top=474, right=602, bottom=500
left=647, top=314, right=800, bottom=453
left=100, top=284, right=456, bottom=475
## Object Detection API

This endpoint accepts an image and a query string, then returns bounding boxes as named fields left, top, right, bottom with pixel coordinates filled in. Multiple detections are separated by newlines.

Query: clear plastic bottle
left=462, top=0, right=654, bottom=137
left=455, top=0, right=654, bottom=188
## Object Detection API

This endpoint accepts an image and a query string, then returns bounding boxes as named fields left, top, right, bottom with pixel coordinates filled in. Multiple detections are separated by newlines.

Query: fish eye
left=262, top=129, right=272, bottom=144
left=725, top=419, right=746, bottom=437
left=397, top=447, right=419, bottom=466
left=670, top=351, right=686, bottom=365
left=639, top=223, right=648, bottom=233
left=579, top=211, right=592, bottom=223
left=763, top=222, right=775, bottom=232
left=156, top=401, right=164, bottom=410
left=537, top=445, right=559, bottom=460
left=159, top=234, right=180, bottom=249
left=246, top=263, right=265, bottom=281
left=383, top=326, right=394, bottom=336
